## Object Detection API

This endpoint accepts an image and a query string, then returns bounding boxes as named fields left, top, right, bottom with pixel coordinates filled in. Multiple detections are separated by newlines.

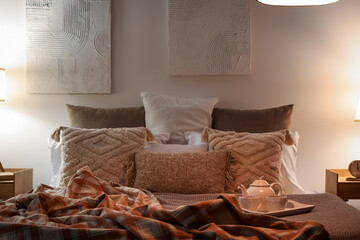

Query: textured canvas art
left=169, top=0, right=250, bottom=76
left=26, top=0, right=111, bottom=93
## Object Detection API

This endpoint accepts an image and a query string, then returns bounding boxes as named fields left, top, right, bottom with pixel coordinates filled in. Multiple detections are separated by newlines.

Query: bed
left=1, top=92, right=359, bottom=239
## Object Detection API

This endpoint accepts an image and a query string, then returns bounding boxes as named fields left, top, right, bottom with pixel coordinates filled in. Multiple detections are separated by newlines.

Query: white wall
left=0, top=0, right=360, bottom=192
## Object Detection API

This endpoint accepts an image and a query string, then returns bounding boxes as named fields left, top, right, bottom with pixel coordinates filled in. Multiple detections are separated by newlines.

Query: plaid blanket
left=0, top=167, right=329, bottom=240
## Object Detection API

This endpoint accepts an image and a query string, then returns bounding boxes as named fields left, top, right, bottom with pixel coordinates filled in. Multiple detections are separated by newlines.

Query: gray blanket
left=154, top=192, right=360, bottom=240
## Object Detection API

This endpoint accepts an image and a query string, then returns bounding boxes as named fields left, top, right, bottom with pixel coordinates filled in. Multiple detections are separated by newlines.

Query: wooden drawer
left=326, top=169, right=360, bottom=200
left=338, top=183, right=360, bottom=199
left=0, top=181, right=14, bottom=199
left=0, top=168, right=33, bottom=200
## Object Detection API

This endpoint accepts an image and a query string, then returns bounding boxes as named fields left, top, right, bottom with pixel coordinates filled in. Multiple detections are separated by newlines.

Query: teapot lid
left=250, top=179, right=270, bottom=187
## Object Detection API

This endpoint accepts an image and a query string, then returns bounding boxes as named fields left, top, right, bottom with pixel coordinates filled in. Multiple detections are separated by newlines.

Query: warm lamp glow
left=257, top=0, right=339, bottom=6
left=0, top=68, right=5, bottom=102
left=355, top=100, right=360, bottom=122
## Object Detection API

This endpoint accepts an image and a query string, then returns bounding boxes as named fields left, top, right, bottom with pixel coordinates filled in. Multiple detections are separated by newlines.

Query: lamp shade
left=355, top=100, right=360, bottom=122
left=257, top=0, right=339, bottom=6
left=0, top=68, right=5, bottom=102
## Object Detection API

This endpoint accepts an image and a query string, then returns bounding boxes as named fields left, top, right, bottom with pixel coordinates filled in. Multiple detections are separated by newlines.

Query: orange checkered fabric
left=0, top=167, right=329, bottom=239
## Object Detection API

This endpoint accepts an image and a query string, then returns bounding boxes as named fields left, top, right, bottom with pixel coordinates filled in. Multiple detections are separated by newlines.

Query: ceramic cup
left=238, top=196, right=262, bottom=211
left=266, top=196, right=288, bottom=212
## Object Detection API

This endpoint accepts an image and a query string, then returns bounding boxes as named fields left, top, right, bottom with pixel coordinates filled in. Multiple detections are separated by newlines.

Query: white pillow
left=145, top=142, right=207, bottom=153
left=47, top=137, right=63, bottom=187
left=280, top=131, right=305, bottom=194
left=152, top=133, right=170, bottom=144
left=141, top=92, right=218, bottom=144
left=185, top=131, right=204, bottom=145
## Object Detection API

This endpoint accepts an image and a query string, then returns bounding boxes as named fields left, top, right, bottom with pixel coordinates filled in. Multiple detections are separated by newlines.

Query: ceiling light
left=257, top=0, right=339, bottom=6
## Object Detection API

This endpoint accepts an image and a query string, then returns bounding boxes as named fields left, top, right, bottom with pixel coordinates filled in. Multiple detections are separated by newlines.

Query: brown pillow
left=125, top=151, right=235, bottom=194
left=66, top=104, right=293, bottom=132
left=211, top=104, right=293, bottom=133
left=202, top=128, right=293, bottom=190
left=60, top=127, right=153, bottom=187
left=66, top=104, right=145, bottom=128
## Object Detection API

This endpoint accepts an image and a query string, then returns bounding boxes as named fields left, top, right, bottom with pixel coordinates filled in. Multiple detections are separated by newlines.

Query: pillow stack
left=48, top=92, right=304, bottom=195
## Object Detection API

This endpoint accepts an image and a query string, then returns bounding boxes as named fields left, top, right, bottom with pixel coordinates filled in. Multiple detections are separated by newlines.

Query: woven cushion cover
left=126, top=150, right=234, bottom=194
left=202, top=128, right=293, bottom=190
left=60, top=127, right=152, bottom=186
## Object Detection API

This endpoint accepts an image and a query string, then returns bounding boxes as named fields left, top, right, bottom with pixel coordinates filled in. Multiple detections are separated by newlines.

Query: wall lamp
left=0, top=68, right=5, bottom=102
left=355, top=100, right=360, bottom=122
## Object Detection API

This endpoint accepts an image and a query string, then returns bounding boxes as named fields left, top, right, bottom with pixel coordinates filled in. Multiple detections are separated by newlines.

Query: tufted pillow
left=202, top=128, right=293, bottom=191
left=60, top=127, right=153, bottom=187
left=125, top=151, right=234, bottom=194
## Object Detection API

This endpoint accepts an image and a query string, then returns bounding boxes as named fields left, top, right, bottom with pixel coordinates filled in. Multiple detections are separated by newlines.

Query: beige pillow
left=141, top=92, right=218, bottom=144
left=125, top=151, right=234, bottom=194
left=202, top=128, right=293, bottom=190
left=60, top=127, right=153, bottom=186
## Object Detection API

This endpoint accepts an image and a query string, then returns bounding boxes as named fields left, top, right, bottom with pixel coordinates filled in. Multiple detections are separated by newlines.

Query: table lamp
left=0, top=68, right=5, bottom=102
left=355, top=101, right=360, bottom=122
left=347, top=102, right=360, bottom=180
left=257, top=0, right=339, bottom=6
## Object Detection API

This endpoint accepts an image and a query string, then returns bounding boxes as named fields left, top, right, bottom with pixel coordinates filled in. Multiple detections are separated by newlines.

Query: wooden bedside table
left=0, top=168, right=33, bottom=200
left=326, top=169, right=360, bottom=201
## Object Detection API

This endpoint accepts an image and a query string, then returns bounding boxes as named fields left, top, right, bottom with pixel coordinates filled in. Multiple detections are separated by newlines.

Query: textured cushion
left=202, top=128, right=293, bottom=191
left=141, top=92, right=218, bottom=144
left=60, top=127, right=153, bottom=186
left=66, top=104, right=145, bottom=129
left=125, top=151, right=234, bottom=194
left=211, top=104, right=293, bottom=133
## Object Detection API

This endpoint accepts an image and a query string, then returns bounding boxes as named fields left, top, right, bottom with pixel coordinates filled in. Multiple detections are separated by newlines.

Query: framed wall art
left=169, top=0, right=250, bottom=76
left=26, top=0, right=111, bottom=93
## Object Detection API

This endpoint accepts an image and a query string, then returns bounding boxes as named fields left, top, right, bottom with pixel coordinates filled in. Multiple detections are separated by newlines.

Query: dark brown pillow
left=211, top=104, right=293, bottom=133
left=66, top=104, right=145, bottom=128
left=66, top=104, right=293, bottom=132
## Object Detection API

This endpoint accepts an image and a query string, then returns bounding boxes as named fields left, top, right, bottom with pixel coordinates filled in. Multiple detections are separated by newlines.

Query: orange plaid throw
left=0, top=167, right=329, bottom=239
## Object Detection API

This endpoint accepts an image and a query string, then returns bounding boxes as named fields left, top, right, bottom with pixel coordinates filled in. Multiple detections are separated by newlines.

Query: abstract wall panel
left=169, top=0, right=250, bottom=76
left=26, top=0, right=111, bottom=93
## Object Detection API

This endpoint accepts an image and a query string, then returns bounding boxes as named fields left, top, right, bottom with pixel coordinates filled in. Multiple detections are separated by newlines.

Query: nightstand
left=325, top=169, right=360, bottom=201
left=0, top=168, right=33, bottom=200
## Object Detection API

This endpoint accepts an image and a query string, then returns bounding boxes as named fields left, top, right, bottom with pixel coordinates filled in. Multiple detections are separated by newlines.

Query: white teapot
left=239, top=178, right=282, bottom=212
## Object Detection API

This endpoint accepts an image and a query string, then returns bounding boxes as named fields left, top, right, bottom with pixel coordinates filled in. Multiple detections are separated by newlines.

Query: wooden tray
left=243, top=200, right=315, bottom=217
